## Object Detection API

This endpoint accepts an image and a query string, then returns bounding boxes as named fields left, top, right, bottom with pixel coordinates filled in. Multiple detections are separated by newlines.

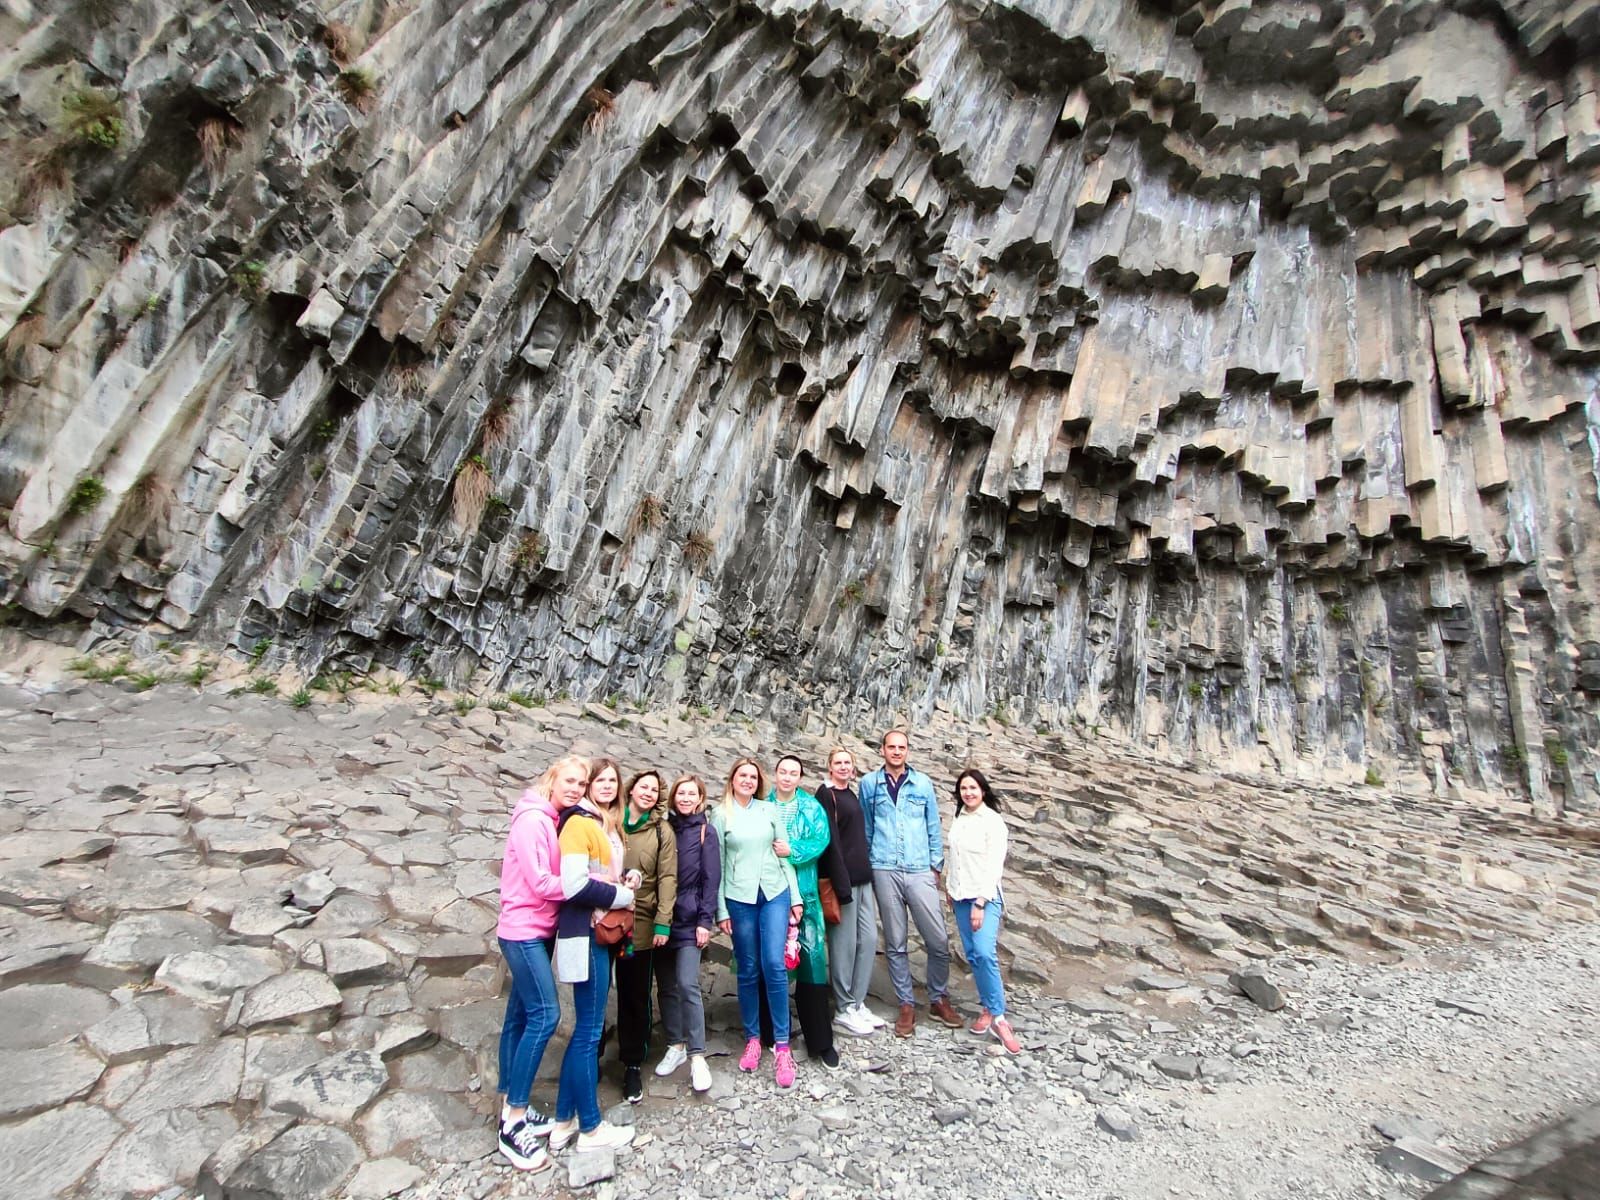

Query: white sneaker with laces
left=497, top=1119, right=552, bottom=1172
left=690, top=1054, right=712, bottom=1093
left=858, top=1005, right=887, bottom=1029
left=655, top=1043, right=688, bottom=1076
left=547, top=1116, right=579, bottom=1153
left=576, top=1121, right=635, bottom=1153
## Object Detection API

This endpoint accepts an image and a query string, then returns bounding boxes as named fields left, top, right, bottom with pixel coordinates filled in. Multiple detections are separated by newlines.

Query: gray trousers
left=872, top=868, right=950, bottom=1006
left=827, top=884, right=879, bottom=1012
left=655, top=944, right=706, bottom=1055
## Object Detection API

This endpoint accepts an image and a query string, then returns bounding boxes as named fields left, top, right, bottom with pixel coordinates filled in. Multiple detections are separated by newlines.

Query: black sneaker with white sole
left=498, top=1119, right=552, bottom=1172
left=623, top=1065, right=643, bottom=1103
left=519, top=1106, right=554, bottom=1136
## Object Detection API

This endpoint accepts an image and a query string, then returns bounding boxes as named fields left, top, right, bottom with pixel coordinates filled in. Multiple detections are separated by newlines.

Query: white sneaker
left=835, top=1007, right=875, bottom=1037
left=689, top=1054, right=712, bottom=1093
left=547, top=1116, right=579, bottom=1153
left=858, top=1004, right=887, bottom=1029
left=575, top=1121, right=635, bottom=1153
left=654, top=1043, right=688, bottom=1077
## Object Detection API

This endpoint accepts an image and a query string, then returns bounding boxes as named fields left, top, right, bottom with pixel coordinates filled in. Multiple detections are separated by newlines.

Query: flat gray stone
left=262, top=1049, right=390, bottom=1123
left=83, top=994, right=214, bottom=1065
left=357, top=1090, right=477, bottom=1156
left=415, top=933, right=490, bottom=976
left=373, top=1019, right=435, bottom=1061
left=90, top=1106, right=241, bottom=1196
left=1153, top=1053, right=1203, bottom=1081
left=119, top=1039, right=245, bottom=1121
left=1096, top=1106, right=1139, bottom=1142
left=1230, top=965, right=1287, bottom=1011
left=308, top=894, right=386, bottom=937
left=155, top=946, right=282, bottom=1005
left=0, top=1044, right=106, bottom=1120
left=346, top=1158, right=425, bottom=1199
left=242, top=1033, right=329, bottom=1102
left=194, top=819, right=290, bottom=866
left=1436, top=995, right=1489, bottom=1017
left=234, top=970, right=343, bottom=1032
left=81, top=911, right=221, bottom=983
left=220, top=1123, right=362, bottom=1200
left=230, top=897, right=301, bottom=944
left=568, top=1149, right=617, bottom=1187
left=0, top=982, right=114, bottom=1048
left=317, top=938, right=397, bottom=986
left=1376, top=1113, right=1449, bottom=1144
left=196, top=1116, right=296, bottom=1196
left=0, top=1103, right=124, bottom=1198
left=291, top=871, right=339, bottom=912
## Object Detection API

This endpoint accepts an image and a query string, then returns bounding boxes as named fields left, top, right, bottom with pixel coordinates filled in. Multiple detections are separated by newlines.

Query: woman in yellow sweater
left=548, top=759, right=639, bottom=1153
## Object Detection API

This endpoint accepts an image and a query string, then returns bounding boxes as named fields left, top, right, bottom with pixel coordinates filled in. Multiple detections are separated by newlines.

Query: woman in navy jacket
left=651, top=775, right=722, bottom=1093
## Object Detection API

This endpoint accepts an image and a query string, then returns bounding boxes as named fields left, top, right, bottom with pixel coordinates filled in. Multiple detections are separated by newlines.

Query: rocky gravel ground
left=1, top=636, right=1598, bottom=1200
left=407, top=921, right=1600, bottom=1200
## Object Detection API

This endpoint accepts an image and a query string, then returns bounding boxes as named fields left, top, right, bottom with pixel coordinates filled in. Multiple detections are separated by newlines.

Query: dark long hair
left=953, top=768, right=1001, bottom=815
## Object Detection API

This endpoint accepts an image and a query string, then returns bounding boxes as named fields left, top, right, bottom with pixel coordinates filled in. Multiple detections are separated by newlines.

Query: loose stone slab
left=220, top=1123, right=362, bottom=1200
left=1377, top=1135, right=1470, bottom=1182
left=194, top=819, right=291, bottom=866
left=416, top=933, right=491, bottom=976
left=0, top=1044, right=106, bottom=1120
left=317, top=938, right=398, bottom=986
left=0, top=1103, right=124, bottom=1198
left=90, top=1107, right=241, bottom=1197
left=83, top=994, right=214, bottom=1064
left=0, top=982, right=114, bottom=1049
left=230, top=897, right=302, bottom=943
left=1230, top=965, right=1287, bottom=1011
left=234, top=970, right=343, bottom=1031
left=119, top=1039, right=246, bottom=1122
left=80, top=910, right=221, bottom=983
left=1096, top=1106, right=1139, bottom=1142
left=262, top=1049, right=390, bottom=1123
left=155, top=946, right=282, bottom=1004
left=346, top=1158, right=425, bottom=1199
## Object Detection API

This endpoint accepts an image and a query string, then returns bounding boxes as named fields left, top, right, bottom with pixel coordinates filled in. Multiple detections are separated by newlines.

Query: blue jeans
left=727, top=888, right=791, bottom=1044
left=497, top=937, right=559, bottom=1108
left=556, top=940, right=610, bottom=1131
left=952, top=898, right=1005, bottom=1018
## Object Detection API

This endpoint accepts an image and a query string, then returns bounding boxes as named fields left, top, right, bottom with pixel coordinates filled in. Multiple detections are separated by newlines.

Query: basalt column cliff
left=2, top=0, right=1598, bottom=807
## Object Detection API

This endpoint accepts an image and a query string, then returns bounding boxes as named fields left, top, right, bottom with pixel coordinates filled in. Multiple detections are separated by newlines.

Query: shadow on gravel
left=1426, top=1103, right=1600, bottom=1200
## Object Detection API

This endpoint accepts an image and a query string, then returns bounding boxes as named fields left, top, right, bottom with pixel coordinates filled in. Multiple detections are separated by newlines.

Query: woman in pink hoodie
left=494, top=753, right=586, bottom=1173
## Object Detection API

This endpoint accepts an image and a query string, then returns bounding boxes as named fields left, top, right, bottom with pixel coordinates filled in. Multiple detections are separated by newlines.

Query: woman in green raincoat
left=757, top=754, right=839, bottom=1069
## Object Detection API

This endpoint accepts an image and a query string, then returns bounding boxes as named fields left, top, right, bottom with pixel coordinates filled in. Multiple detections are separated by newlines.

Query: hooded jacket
left=622, top=805, right=679, bottom=947
left=496, top=789, right=566, bottom=942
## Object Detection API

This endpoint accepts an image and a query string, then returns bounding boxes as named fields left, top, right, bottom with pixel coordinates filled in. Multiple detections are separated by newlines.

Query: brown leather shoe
left=894, top=1003, right=916, bottom=1038
left=929, top=996, right=963, bottom=1028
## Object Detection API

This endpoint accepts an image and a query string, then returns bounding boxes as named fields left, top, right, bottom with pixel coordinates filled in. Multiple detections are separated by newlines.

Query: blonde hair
left=536, top=754, right=590, bottom=800
left=666, top=774, right=708, bottom=814
left=826, top=746, right=855, bottom=771
left=720, top=757, right=767, bottom=821
left=586, top=757, right=624, bottom=840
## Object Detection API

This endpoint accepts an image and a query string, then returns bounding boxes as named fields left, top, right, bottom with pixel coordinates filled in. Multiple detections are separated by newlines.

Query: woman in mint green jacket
left=713, top=757, right=801, bottom=1088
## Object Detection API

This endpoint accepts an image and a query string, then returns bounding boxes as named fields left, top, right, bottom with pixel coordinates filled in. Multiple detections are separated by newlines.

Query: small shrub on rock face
left=64, top=90, right=124, bottom=149
left=584, top=86, right=616, bottom=133
left=683, top=530, right=714, bottom=566
left=197, top=115, right=243, bottom=175
left=337, top=68, right=378, bottom=112
left=1364, top=766, right=1382, bottom=786
left=66, top=476, right=107, bottom=516
left=232, top=259, right=268, bottom=298
left=512, top=531, right=547, bottom=571
left=452, top=455, right=491, bottom=531
left=323, top=21, right=358, bottom=64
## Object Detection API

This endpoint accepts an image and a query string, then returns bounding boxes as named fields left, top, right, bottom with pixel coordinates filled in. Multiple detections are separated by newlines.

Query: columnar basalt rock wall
left=2, top=0, right=1599, bottom=808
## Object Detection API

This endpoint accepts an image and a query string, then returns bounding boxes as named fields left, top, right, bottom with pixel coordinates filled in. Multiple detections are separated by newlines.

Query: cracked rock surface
left=1, top=1, right=1599, bottom=805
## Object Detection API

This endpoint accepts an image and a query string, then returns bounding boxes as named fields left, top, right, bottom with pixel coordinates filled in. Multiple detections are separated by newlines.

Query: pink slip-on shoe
left=774, top=1044, right=796, bottom=1088
left=738, top=1037, right=762, bottom=1072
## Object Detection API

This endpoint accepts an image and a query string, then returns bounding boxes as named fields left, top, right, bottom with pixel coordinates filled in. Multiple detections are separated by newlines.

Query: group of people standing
left=492, top=728, right=1018, bottom=1174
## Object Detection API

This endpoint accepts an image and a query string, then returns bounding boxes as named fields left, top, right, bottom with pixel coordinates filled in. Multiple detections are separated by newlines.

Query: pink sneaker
left=774, top=1044, right=795, bottom=1088
left=738, top=1037, right=762, bottom=1072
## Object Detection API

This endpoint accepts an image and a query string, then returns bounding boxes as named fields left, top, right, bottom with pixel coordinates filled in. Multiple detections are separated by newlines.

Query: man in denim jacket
left=859, top=728, right=962, bottom=1036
